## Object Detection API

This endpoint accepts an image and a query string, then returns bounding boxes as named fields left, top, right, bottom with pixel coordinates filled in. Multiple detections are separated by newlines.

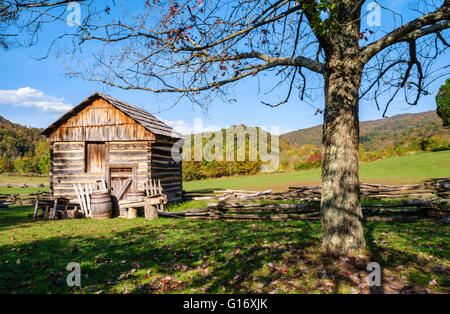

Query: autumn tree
left=436, top=78, right=450, bottom=127
left=5, top=1, right=449, bottom=255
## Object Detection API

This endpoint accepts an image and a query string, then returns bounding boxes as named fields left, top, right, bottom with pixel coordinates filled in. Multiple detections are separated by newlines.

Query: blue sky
left=0, top=0, right=448, bottom=134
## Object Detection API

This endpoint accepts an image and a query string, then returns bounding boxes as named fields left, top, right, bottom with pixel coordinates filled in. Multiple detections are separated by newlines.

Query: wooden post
left=149, top=179, right=154, bottom=195
left=128, top=207, right=137, bottom=219
left=50, top=198, right=58, bottom=220
left=43, top=203, right=49, bottom=220
left=77, top=183, right=88, bottom=217
left=33, top=199, right=40, bottom=219
left=63, top=202, right=68, bottom=219
left=157, top=179, right=164, bottom=212
left=145, top=180, right=150, bottom=197
left=85, top=183, right=92, bottom=215
left=144, top=201, right=158, bottom=220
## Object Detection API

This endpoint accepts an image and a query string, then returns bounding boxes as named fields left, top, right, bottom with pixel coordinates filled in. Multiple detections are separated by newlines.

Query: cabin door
left=107, top=164, right=137, bottom=217
left=110, top=167, right=134, bottom=201
left=86, top=142, right=106, bottom=173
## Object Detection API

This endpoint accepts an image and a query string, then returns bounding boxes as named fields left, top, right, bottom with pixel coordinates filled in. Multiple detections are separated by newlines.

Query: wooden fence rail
left=178, top=198, right=449, bottom=222
left=284, top=179, right=449, bottom=200
left=0, top=183, right=49, bottom=188
left=0, top=192, right=51, bottom=206
left=187, top=180, right=449, bottom=203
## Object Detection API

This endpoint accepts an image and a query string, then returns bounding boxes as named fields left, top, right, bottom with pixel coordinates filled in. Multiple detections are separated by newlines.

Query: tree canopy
left=436, top=77, right=450, bottom=127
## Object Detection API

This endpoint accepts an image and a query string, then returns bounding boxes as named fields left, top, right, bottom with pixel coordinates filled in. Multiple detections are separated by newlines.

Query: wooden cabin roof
left=42, top=92, right=182, bottom=139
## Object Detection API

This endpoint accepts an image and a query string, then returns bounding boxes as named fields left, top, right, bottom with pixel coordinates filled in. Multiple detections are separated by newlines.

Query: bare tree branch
left=361, top=1, right=450, bottom=63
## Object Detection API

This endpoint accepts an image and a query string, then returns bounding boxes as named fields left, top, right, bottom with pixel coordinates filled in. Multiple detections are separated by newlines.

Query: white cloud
left=0, top=87, right=73, bottom=112
left=159, top=117, right=221, bottom=135
left=161, top=117, right=290, bottom=136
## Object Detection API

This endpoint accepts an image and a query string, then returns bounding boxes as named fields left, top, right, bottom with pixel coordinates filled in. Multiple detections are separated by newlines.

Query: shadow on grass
left=364, top=221, right=449, bottom=294
left=0, top=217, right=323, bottom=294
left=0, top=209, right=448, bottom=294
left=365, top=223, right=385, bottom=294
left=0, top=206, right=46, bottom=232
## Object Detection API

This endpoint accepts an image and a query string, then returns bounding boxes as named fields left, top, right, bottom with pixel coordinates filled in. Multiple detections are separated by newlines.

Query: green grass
left=0, top=174, right=49, bottom=194
left=165, top=200, right=210, bottom=213
left=184, top=151, right=450, bottom=192
left=0, top=206, right=448, bottom=294
left=0, top=187, right=49, bottom=194
left=0, top=174, right=48, bottom=185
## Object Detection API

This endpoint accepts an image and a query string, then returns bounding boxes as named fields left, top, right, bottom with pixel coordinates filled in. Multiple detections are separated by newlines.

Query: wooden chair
left=144, top=179, right=165, bottom=211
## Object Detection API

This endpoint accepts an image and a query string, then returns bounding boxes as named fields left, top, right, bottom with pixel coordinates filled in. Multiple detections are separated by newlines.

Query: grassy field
left=184, top=151, right=450, bottom=192
left=0, top=206, right=448, bottom=294
left=0, top=174, right=48, bottom=185
left=0, top=174, right=49, bottom=194
left=0, top=187, right=50, bottom=194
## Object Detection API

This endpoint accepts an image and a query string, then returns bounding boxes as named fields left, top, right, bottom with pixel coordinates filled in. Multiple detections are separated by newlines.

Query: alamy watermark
left=66, top=262, right=81, bottom=287
left=366, top=262, right=381, bottom=287
left=366, top=2, right=381, bottom=27
left=66, top=2, right=81, bottom=27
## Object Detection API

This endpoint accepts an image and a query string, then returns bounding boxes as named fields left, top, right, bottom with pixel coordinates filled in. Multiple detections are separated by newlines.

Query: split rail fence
left=178, top=198, right=449, bottom=222
left=180, top=179, right=450, bottom=222
left=0, top=191, right=50, bottom=208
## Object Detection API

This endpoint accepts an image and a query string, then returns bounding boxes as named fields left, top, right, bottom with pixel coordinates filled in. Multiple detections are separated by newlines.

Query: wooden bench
left=33, top=197, right=72, bottom=220
left=118, top=194, right=167, bottom=219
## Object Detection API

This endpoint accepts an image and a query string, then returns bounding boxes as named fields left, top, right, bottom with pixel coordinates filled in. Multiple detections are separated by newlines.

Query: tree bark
left=321, top=57, right=365, bottom=256
left=320, top=4, right=366, bottom=256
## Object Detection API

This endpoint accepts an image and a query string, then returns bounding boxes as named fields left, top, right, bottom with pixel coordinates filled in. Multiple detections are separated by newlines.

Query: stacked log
left=0, top=191, right=51, bottom=206
left=214, top=190, right=273, bottom=201
left=285, top=183, right=440, bottom=200
left=178, top=198, right=448, bottom=222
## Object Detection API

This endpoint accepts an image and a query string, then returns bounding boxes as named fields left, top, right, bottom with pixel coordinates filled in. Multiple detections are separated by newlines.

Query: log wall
left=51, top=141, right=88, bottom=198
left=150, top=136, right=183, bottom=202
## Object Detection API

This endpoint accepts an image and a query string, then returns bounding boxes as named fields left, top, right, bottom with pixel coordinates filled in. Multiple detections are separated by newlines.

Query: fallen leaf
left=428, top=278, right=438, bottom=286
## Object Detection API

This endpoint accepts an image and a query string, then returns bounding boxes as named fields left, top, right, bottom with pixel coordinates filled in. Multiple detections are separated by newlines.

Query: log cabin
left=42, top=92, right=183, bottom=205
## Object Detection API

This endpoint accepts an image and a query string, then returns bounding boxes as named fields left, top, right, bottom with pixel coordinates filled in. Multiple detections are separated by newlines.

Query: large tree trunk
left=321, top=57, right=365, bottom=256
left=320, top=3, right=366, bottom=255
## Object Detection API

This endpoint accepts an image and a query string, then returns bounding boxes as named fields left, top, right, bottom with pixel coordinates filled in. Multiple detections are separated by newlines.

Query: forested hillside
left=182, top=126, right=271, bottom=181
left=279, top=110, right=449, bottom=171
left=0, top=110, right=448, bottom=179
left=359, top=111, right=447, bottom=151
left=0, top=116, right=49, bottom=174
left=282, top=110, right=448, bottom=151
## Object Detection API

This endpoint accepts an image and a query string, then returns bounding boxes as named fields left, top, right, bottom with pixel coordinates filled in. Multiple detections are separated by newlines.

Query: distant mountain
left=281, top=110, right=449, bottom=151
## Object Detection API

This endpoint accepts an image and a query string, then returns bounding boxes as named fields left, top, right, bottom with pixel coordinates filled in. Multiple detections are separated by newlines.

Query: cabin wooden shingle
left=42, top=93, right=183, bottom=203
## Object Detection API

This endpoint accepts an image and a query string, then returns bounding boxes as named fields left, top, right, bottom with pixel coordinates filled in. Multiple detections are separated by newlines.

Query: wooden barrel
left=124, top=191, right=146, bottom=218
left=90, top=191, right=112, bottom=219
left=126, top=191, right=146, bottom=200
